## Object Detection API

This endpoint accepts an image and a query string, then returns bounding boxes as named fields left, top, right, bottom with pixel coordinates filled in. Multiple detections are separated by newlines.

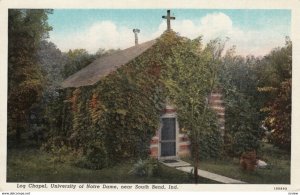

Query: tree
left=219, top=47, right=263, bottom=156
left=38, top=40, right=66, bottom=89
left=162, top=33, right=222, bottom=183
left=8, top=9, right=53, bottom=146
left=23, top=40, right=67, bottom=146
left=62, top=48, right=121, bottom=79
left=218, top=38, right=292, bottom=156
left=95, top=48, right=120, bottom=58
left=62, top=49, right=95, bottom=79
left=257, top=38, right=292, bottom=150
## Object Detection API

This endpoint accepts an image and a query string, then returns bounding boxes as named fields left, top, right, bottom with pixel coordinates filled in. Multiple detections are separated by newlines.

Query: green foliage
left=38, top=40, right=66, bottom=88
left=46, top=31, right=221, bottom=170
left=223, top=91, right=262, bottom=156
left=48, top=143, right=72, bottom=163
left=62, top=49, right=96, bottom=79
left=47, top=34, right=172, bottom=169
left=185, top=143, right=290, bottom=184
left=163, top=36, right=224, bottom=160
left=219, top=47, right=263, bottom=156
left=159, top=33, right=224, bottom=183
left=23, top=41, right=67, bottom=147
left=257, top=39, right=292, bottom=150
left=266, top=79, right=291, bottom=150
left=129, top=158, right=161, bottom=177
left=219, top=38, right=292, bottom=154
left=196, top=110, right=223, bottom=160
left=75, top=141, right=109, bottom=170
left=95, top=48, right=120, bottom=58
left=8, top=9, right=53, bottom=146
left=7, top=149, right=207, bottom=183
left=232, top=132, right=260, bottom=155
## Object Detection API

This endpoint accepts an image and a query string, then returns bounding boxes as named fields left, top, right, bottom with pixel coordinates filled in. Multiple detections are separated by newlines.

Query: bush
left=189, top=110, right=223, bottom=160
left=197, top=129, right=223, bottom=160
left=41, top=141, right=74, bottom=163
left=75, top=141, right=109, bottom=170
left=129, top=158, right=161, bottom=177
left=233, top=131, right=260, bottom=155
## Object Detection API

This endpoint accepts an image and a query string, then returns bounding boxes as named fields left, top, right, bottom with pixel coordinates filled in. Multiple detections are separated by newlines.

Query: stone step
left=160, top=159, right=191, bottom=167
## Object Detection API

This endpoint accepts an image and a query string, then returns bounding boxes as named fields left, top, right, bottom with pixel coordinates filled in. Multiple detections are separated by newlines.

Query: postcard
left=0, top=0, right=299, bottom=193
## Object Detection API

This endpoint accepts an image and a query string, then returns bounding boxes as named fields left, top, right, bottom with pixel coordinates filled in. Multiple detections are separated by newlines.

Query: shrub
left=84, top=141, right=109, bottom=169
left=189, top=109, right=223, bottom=160
left=129, top=158, right=161, bottom=177
left=198, top=129, right=223, bottom=160
left=233, top=131, right=260, bottom=155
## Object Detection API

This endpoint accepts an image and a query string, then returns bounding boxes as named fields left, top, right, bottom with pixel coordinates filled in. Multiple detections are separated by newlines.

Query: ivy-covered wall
left=46, top=31, right=222, bottom=169
left=62, top=45, right=167, bottom=168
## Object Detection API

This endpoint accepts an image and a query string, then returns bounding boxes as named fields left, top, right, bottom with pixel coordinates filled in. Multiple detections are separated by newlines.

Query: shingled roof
left=61, top=39, right=156, bottom=88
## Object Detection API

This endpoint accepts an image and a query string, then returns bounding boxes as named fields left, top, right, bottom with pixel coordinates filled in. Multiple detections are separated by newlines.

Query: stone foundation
left=149, top=132, right=191, bottom=158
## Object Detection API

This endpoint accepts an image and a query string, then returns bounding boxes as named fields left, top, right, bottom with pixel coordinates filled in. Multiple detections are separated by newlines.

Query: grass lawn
left=184, top=143, right=290, bottom=184
left=7, top=143, right=289, bottom=184
left=7, top=148, right=216, bottom=183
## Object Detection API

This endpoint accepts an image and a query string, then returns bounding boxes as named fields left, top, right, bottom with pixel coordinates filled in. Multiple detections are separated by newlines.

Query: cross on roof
left=162, top=10, right=175, bottom=31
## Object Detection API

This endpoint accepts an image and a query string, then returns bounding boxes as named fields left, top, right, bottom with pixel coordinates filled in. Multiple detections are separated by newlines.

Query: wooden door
left=160, top=118, right=176, bottom=157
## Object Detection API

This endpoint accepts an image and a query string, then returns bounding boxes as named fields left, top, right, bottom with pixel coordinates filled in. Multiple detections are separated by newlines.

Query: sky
left=48, top=9, right=291, bottom=56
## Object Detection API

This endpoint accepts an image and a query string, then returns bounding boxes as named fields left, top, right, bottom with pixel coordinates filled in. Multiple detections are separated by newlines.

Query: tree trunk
left=191, top=104, right=199, bottom=184
left=194, top=142, right=199, bottom=184
left=194, top=164, right=198, bottom=184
